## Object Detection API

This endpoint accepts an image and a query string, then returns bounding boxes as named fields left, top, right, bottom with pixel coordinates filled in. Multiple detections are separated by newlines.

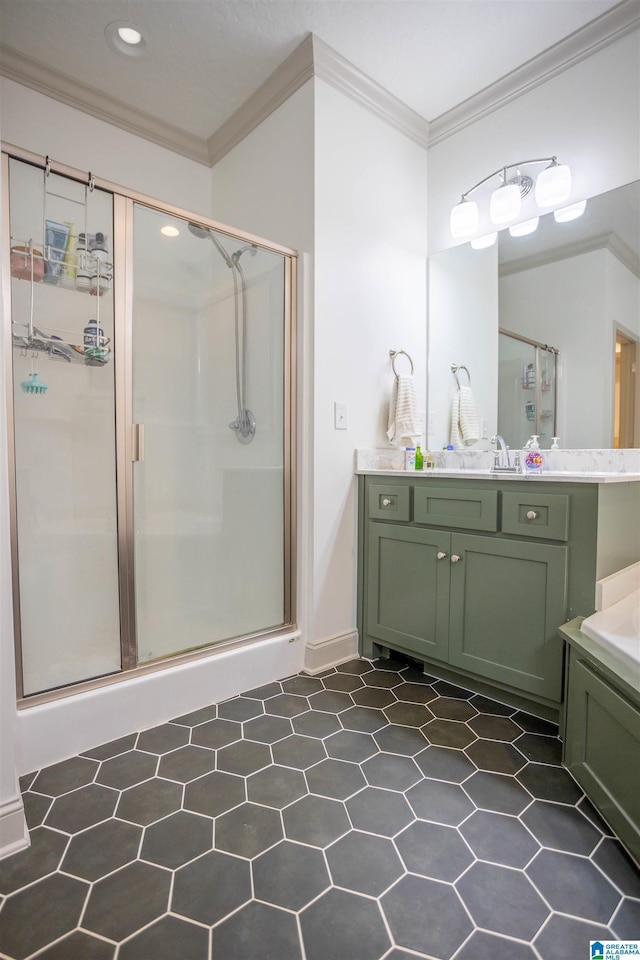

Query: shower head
left=232, top=244, right=258, bottom=264
left=188, top=221, right=234, bottom=269
left=187, top=222, right=211, bottom=240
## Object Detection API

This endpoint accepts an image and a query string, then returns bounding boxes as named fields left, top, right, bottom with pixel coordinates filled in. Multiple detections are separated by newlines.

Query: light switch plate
left=334, top=402, right=348, bottom=429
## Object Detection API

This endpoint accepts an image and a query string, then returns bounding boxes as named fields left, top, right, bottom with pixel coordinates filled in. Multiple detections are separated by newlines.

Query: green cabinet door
left=366, top=523, right=450, bottom=662
left=564, top=646, right=640, bottom=864
left=448, top=534, right=568, bottom=701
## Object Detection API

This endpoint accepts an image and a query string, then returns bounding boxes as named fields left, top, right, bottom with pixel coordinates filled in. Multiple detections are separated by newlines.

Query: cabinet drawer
left=367, top=484, right=410, bottom=521
left=413, top=487, right=498, bottom=531
left=501, top=491, right=569, bottom=541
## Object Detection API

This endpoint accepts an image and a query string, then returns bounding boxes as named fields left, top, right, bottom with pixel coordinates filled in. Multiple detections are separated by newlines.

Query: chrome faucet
left=490, top=435, right=521, bottom=472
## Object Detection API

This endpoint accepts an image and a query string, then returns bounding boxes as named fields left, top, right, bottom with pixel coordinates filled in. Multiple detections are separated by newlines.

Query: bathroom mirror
left=428, top=180, right=640, bottom=450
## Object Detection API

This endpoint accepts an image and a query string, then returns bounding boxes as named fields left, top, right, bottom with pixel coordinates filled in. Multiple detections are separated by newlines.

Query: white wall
left=312, top=79, right=428, bottom=659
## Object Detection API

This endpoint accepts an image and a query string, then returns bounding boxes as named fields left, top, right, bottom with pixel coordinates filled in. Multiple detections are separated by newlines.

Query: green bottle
left=415, top=445, right=424, bottom=470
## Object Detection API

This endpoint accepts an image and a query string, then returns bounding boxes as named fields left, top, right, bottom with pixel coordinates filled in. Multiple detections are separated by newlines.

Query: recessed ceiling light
left=161, top=225, right=180, bottom=237
left=105, top=21, right=150, bottom=58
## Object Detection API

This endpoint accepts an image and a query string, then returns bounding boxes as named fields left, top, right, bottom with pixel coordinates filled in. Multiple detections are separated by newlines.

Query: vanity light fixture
left=450, top=157, right=572, bottom=238
left=554, top=199, right=587, bottom=223
left=105, top=21, right=150, bottom=58
left=470, top=233, right=497, bottom=250
left=509, top=217, right=539, bottom=237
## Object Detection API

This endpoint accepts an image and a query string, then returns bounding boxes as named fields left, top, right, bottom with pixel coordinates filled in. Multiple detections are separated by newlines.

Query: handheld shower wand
left=188, top=222, right=256, bottom=443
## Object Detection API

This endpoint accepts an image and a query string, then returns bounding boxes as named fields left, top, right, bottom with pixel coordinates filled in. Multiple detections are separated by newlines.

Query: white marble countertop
left=355, top=448, right=640, bottom=483
left=357, top=468, right=640, bottom=483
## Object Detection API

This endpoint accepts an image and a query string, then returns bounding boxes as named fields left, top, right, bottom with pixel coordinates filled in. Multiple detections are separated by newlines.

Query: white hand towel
left=387, top=374, right=422, bottom=446
left=449, top=392, right=463, bottom=449
left=459, top=385, right=480, bottom=446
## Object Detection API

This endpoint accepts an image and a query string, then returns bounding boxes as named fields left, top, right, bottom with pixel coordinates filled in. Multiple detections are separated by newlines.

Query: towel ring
left=390, top=349, right=414, bottom=377
left=451, top=363, right=471, bottom=388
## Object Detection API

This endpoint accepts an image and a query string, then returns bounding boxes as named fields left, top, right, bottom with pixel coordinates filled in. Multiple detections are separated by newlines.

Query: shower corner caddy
left=10, top=239, right=113, bottom=366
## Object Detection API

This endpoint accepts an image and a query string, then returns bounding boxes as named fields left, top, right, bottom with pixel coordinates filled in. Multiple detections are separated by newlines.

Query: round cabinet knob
left=451, top=554, right=462, bottom=563
left=526, top=510, right=538, bottom=520
left=382, top=498, right=392, bottom=506
left=436, top=552, right=447, bottom=560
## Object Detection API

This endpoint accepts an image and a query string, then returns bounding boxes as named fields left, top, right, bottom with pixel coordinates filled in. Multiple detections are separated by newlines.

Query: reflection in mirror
left=498, top=331, right=558, bottom=449
left=428, top=181, right=640, bottom=450
left=498, top=180, right=640, bottom=449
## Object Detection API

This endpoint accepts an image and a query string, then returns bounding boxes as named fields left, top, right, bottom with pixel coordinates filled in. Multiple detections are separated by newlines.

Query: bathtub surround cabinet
left=560, top=618, right=640, bottom=865
left=357, top=474, right=640, bottom=721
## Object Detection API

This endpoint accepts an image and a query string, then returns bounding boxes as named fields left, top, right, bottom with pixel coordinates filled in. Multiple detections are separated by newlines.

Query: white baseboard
left=303, top=630, right=359, bottom=674
left=0, top=794, right=29, bottom=861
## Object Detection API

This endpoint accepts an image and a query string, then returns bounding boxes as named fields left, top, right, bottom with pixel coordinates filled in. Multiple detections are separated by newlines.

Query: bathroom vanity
left=357, top=466, right=640, bottom=721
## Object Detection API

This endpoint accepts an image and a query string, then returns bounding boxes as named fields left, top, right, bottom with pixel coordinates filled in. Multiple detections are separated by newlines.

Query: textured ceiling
left=0, top=0, right=621, bottom=141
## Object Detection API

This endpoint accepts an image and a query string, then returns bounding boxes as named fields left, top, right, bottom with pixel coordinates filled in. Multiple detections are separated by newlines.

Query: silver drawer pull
left=436, top=552, right=447, bottom=560
left=382, top=498, right=392, bottom=506
left=451, top=554, right=462, bottom=563
left=526, top=510, right=538, bottom=520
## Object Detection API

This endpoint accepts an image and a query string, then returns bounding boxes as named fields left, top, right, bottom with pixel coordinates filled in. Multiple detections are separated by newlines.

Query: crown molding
left=207, top=35, right=315, bottom=166
left=310, top=35, right=430, bottom=149
left=429, top=0, right=640, bottom=147
left=499, top=231, right=640, bottom=279
left=0, top=44, right=211, bottom=165
left=1, top=0, right=638, bottom=167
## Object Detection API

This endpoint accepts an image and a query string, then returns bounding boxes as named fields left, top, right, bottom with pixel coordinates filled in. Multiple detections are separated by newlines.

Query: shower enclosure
left=3, top=146, right=296, bottom=700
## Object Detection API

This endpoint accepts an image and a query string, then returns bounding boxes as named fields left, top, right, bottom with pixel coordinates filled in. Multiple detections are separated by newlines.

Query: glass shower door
left=7, top=157, right=121, bottom=695
left=130, top=204, right=288, bottom=662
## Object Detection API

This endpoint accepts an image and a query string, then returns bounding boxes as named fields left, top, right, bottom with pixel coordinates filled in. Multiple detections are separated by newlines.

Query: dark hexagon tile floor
left=2, top=653, right=639, bottom=960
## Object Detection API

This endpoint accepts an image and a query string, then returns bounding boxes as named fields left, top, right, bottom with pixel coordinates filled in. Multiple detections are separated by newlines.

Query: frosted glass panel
left=132, top=205, right=286, bottom=661
left=9, top=159, right=121, bottom=695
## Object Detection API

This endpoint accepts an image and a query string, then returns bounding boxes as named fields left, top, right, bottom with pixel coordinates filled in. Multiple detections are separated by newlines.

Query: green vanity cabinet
left=366, top=524, right=451, bottom=663
left=365, top=524, right=566, bottom=702
left=448, top=534, right=567, bottom=701
left=358, top=473, right=639, bottom=718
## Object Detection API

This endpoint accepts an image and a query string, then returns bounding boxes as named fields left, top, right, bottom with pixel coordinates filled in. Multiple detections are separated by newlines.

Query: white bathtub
left=581, top=588, right=640, bottom=673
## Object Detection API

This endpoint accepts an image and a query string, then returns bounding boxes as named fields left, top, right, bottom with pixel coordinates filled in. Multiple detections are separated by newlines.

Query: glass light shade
left=554, top=200, right=587, bottom=223
left=509, top=217, right=539, bottom=237
left=489, top=183, right=521, bottom=224
left=535, top=163, right=572, bottom=207
left=471, top=233, right=497, bottom=249
left=450, top=199, right=479, bottom=238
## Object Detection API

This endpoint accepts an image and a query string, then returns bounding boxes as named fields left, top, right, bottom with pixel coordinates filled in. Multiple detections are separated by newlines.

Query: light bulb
left=117, top=26, right=142, bottom=44
left=554, top=200, right=587, bottom=223
left=490, top=183, right=521, bottom=224
left=450, top=199, right=479, bottom=238
left=535, top=162, right=572, bottom=207
left=471, top=233, right=497, bottom=249
left=509, top=217, right=539, bottom=237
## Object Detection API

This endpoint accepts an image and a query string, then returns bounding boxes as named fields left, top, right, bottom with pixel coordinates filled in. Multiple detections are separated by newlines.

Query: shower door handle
left=132, top=423, right=145, bottom=462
